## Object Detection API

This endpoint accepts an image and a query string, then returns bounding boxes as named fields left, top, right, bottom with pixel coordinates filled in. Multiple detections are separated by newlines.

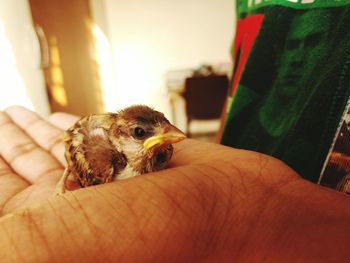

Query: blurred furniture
left=166, top=69, right=194, bottom=126
left=182, top=74, right=229, bottom=137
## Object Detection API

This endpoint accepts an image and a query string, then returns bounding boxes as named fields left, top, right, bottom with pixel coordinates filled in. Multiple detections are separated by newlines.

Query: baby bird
left=56, top=105, right=186, bottom=194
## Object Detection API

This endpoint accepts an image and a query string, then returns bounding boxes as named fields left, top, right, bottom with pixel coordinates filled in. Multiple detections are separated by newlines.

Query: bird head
left=111, top=105, right=186, bottom=174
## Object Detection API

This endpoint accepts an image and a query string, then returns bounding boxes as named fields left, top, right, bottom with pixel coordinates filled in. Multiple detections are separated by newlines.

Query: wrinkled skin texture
left=0, top=106, right=350, bottom=263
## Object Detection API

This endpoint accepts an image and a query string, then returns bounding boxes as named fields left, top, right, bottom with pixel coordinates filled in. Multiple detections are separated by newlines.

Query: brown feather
left=118, top=105, right=170, bottom=125
left=56, top=105, right=184, bottom=194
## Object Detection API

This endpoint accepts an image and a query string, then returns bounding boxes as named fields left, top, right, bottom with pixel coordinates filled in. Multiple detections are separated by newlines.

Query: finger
left=5, top=106, right=68, bottom=166
left=171, top=138, right=261, bottom=169
left=0, top=155, right=77, bottom=215
left=171, top=139, right=229, bottom=166
left=0, top=110, right=62, bottom=183
left=1, top=170, right=65, bottom=214
left=0, top=156, right=29, bottom=215
left=48, top=112, right=80, bottom=130
left=48, top=112, right=80, bottom=165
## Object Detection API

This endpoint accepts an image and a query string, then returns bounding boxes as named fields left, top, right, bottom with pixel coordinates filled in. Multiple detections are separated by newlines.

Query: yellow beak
left=143, top=125, right=186, bottom=150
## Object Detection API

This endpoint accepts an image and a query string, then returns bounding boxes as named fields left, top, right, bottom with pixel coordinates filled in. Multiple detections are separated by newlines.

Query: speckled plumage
left=56, top=105, right=185, bottom=194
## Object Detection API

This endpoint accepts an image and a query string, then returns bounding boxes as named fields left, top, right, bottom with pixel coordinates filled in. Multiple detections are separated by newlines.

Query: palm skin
left=0, top=106, right=350, bottom=263
left=0, top=107, right=76, bottom=214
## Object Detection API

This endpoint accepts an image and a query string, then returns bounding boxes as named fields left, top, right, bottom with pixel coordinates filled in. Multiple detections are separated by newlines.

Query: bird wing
left=64, top=114, right=127, bottom=187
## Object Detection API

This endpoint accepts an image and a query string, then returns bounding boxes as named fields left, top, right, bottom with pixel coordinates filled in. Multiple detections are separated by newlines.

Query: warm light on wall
left=111, top=40, right=171, bottom=116
left=48, top=36, right=67, bottom=107
left=114, top=43, right=155, bottom=108
left=0, top=19, right=33, bottom=110
left=91, top=24, right=162, bottom=112
left=91, top=24, right=115, bottom=112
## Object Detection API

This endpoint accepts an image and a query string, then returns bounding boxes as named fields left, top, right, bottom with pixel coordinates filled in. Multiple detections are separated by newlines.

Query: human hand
left=0, top=106, right=79, bottom=214
left=0, top=106, right=349, bottom=262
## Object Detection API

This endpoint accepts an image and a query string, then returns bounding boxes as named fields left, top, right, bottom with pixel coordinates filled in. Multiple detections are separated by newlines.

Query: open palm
left=1, top=106, right=349, bottom=262
left=0, top=106, right=293, bottom=216
left=0, top=106, right=78, bottom=214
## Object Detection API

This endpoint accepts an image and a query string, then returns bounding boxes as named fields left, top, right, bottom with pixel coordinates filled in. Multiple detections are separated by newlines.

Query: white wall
left=0, top=0, right=50, bottom=117
left=100, top=0, right=235, bottom=119
left=0, top=1, right=234, bottom=121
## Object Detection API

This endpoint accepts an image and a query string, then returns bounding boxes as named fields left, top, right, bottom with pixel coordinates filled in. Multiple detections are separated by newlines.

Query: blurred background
left=0, top=0, right=235, bottom=139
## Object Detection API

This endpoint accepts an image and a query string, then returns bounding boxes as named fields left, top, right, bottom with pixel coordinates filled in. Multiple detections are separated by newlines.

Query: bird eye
left=133, top=127, right=146, bottom=139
